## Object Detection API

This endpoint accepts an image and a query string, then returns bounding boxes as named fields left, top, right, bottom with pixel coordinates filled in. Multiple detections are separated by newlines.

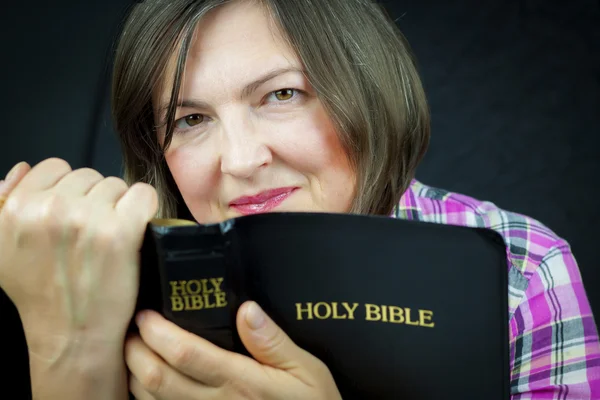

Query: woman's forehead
left=190, top=2, right=294, bottom=67
left=191, top=1, right=277, bottom=50
left=156, top=1, right=301, bottom=106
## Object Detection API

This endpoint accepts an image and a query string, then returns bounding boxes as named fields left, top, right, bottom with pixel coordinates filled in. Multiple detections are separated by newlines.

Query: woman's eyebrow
left=240, top=67, right=303, bottom=98
left=158, top=67, right=303, bottom=116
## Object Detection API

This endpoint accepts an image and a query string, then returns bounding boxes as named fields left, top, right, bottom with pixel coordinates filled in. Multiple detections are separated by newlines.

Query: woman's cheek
left=166, top=143, right=221, bottom=202
left=289, top=120, right=347, bottom=174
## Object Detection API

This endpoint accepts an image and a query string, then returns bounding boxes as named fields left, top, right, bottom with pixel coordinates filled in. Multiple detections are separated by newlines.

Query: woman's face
left=155, top=1, right=356, bottom=224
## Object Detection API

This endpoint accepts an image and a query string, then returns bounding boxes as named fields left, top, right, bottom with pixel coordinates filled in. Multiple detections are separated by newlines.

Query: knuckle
left=130, top=181, right=152, bottom=190
left=75, top=167, right=104, bottom=181
left=5, top=194, right=67, bottom=245
left=103, top=176, right=129, bottom=190
left=42, top=157, right=72, bottom=174
left=312, top=358, right=331, bottom=377
left=38, top=194, right=66, bottom=227
left=140, top=364, right=164, bottom=394
left=264, top=327, right=288, bottom=355
left=2, top=195, right=25, bottom=220
left=2, top=197, right=32, bottom=244
left=169, top=339, right=196, bottom=369
left=125, top=183, right=159, bottom=218
left=130, top=182, right=157, bottom=199
left=64, top=206, right=90, bottom=234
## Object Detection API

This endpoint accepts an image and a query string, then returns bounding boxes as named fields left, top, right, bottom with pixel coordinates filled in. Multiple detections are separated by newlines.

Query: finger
left=237, top=301, right=315, bottom=373
left=10, top=158, right=72, bottom=195
left=86, top=176, right=130, bottom=205
left=135, top=310, right=246, bottom=387
left=50, top=167, right=105, bottom=196
left=115, top=183, right=158, bottom=248
left=126, top=334, right=213, bottom=400
left=0, top=161, right=31, bottom=213
left=129, top=375, right=157, bottom=400
left=116, top=183, right=158, bottom=219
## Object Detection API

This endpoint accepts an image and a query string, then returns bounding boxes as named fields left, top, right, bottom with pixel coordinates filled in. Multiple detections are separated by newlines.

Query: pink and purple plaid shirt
left=393, top=180, right=600, bottom=399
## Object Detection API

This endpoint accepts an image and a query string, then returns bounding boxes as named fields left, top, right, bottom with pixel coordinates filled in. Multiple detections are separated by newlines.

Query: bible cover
left=135, top=212, right=511, bottom=400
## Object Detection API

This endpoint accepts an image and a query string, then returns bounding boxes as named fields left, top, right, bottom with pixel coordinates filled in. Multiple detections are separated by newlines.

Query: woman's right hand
left=0, top=158, right=158, bottom=399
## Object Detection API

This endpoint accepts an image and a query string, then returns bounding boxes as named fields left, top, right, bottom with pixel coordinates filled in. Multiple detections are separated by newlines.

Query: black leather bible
left=135, top=212, right=511, bottom=399
left=2, top=212, right=510, bottom=399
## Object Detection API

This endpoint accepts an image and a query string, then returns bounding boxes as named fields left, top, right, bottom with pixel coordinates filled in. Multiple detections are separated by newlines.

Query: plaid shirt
left=393, top=180, right=600, bottom=399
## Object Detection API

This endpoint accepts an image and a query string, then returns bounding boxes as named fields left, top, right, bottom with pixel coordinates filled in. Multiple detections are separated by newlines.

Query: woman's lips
left=229, top=187, right=298, bottom=216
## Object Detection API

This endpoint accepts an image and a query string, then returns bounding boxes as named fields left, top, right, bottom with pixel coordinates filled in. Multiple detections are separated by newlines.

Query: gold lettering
left=183, top=295, right=194, bottom=310
left=388, top=306, right=404, bottom=323
left=405, top=308, right=420, bottom=326
left=215, top=291, right=227, bottom=307
left=202, top=293, right=215, bottom=309
left=331, top=302, right=347, bottom=319
left=170, top=280, right=187, bottom=296
left=314, top=302, right=332, bottom=319
left=171, top=296, right=184, bottom=311
left=342, top=302, right=359, bottom=320
left=296, top=302, right=313, bottom=320
left=168, top=277, right=229, bottom=312
left=419, top=309, right=435, bottom=328
left=189, top=295, right=203, bottom=310
left=292, top=302, right=434, bottom=328
left=211, top=277, right=224, bottom=292
left=186, top=280, right=201, bottom=295
left=365, top=304, right=381, bottom=321
left=201, top=279, right=214, bottom=294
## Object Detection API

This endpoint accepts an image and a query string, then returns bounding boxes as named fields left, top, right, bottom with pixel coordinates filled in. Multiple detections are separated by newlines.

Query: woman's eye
left=267, top=89, right=299, bottom=103
left=274, top=89, right=295, bottom=101
left=175, top=114, right=205, bottom=129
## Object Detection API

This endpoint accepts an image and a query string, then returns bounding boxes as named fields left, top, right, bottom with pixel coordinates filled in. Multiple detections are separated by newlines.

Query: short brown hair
left=111, top=0, right=430, bottom=218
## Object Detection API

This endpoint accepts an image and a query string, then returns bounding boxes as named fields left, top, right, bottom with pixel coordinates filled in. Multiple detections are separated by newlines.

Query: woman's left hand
left=125, top=301, right=342, bottom=400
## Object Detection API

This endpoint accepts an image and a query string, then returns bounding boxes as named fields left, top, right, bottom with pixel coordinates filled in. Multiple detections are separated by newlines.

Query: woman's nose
left=219, top=117, right=272, bottom=179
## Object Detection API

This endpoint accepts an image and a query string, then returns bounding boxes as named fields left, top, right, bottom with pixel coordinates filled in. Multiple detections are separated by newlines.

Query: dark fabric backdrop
left=0, top=0, right=598, bottom=394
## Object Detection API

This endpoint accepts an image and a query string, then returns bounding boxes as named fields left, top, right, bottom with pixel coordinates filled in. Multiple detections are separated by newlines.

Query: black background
left=0, top=0, right=598, bottom=390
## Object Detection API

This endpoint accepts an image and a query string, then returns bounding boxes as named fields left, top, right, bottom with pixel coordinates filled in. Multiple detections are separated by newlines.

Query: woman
left=0, top=0, right=598, bottom=399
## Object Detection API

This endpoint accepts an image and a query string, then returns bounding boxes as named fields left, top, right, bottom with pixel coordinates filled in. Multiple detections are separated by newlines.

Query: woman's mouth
left=229, top=187, right=298, bottom=216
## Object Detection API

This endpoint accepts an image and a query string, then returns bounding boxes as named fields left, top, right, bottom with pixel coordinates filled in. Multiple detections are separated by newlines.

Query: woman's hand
left=126, top=301, right=343, bottom=400
left=0, top=158, right=158, bottom=399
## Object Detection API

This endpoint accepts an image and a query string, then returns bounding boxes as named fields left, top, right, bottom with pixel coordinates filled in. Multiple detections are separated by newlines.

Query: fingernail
left=136, top=311, right=148, bottom=326
left=6, top=162, right=25, bottom=181
left=246, top=302, right=267, bottom=330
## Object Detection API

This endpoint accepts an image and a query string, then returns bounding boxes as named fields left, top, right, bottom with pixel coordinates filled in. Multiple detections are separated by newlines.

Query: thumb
left=0, top=162, right=31, bottom=210
left=237, top=301, right=312, bottom=371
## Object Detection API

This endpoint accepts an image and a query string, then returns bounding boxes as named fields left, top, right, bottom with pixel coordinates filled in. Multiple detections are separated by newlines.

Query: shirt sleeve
left=510, top=240, right=600, bottom=399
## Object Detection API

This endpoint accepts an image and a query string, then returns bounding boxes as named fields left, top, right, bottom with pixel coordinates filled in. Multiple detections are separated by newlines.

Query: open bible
left=132, top=212, right=510, bottom=399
